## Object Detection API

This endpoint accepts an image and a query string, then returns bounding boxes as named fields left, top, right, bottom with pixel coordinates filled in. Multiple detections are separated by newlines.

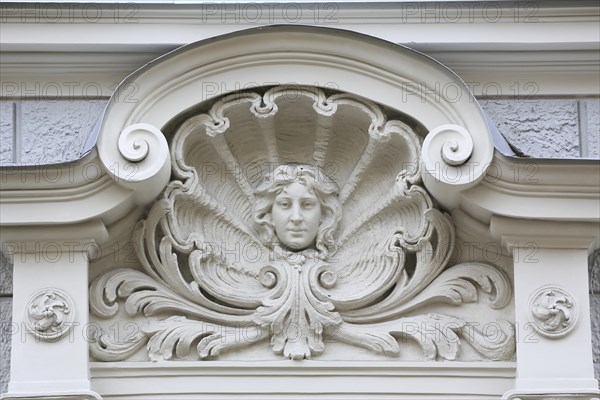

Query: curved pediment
left=95, top=25, right=494, bottom=209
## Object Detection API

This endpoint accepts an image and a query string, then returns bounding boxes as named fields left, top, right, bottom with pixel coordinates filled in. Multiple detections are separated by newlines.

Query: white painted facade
left=0, top=2, right=599, bottom=399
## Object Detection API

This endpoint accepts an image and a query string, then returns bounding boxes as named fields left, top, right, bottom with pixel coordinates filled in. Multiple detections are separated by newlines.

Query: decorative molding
left=1, top=3, right=598, bottom=98
left=89, top=86, right=514, bottom=363
left=528, top=286, right=577, bottom=339
left=463, top=155, right=600, bottom=224
left=0, top=392, right=102, bottom=400
left=0, top=152, right=135, bottom=229
left=24, top=288, right=76, bottom=342
left=490, top=216, right=600, bottom=251
left=1, top=2, right=597, bottom=49
left=90, top=361, right=516, bottom=399
left=502, top=388, right=600, bottom=400
left=2, top=50, right=599, bottom=98
left=2, top=49, right=599, bottom=76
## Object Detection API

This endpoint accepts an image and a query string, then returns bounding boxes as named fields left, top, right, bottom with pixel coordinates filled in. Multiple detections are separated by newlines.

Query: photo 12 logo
left=0, top=3, right=139, bottom=24
left=195, top=2, right=339, bottom=24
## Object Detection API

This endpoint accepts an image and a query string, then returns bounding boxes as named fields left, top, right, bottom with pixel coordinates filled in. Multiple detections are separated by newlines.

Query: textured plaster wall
left=591, top=250, right=600, bottom=381
left=0, top=103, right=13, bottom=164
left=584, top=99, right=600, bottom=158
left=0, top=252, right=12, bottom=395
left=0, top=98, right=598, bottom=392
left=0, top=100, right=107, bottom=165
left=480, top=99, right=600, bottom=158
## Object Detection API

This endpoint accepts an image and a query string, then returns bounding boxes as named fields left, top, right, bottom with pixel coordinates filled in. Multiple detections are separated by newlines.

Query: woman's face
left=272, top=182, right=321, bottom=251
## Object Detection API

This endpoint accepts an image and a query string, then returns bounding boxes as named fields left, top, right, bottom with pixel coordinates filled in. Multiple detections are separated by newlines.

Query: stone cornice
left=490, top=215, right=600, bottom=251
left=0, top=152, right=136, bottom=227
left=3, top=151, right=597, bottom=233
left=1, top=392, right=101, bottom=400
left=1, top=1, right=597, bottom=30
left=459, top=152, right=600, bottom=223
left=0, top=219, right=109, bottom=246
left=90, top=361, right=516, bottom=398
left=0, top=2, right=598, bottom=97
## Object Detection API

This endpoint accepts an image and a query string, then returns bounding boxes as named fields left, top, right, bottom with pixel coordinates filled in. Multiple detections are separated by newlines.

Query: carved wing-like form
left=90, top=86, right=514, bottom=362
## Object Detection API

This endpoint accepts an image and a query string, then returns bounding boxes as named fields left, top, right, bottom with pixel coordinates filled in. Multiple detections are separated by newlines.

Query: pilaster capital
left=490, top=215, right=600, bottom=252
left=0, top=219, right=109, bottom=265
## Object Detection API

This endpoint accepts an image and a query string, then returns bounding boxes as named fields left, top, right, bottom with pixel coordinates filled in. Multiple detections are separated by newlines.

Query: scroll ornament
left=90, top=87, right=515, bottom=361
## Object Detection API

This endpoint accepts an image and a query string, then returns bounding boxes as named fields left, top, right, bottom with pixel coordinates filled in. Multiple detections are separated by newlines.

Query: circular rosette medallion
left=25, top=288, right=76, bottom=341
left=528, top=285, right=577, bottom=339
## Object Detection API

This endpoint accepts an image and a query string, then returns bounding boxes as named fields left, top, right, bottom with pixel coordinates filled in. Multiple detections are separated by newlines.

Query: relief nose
left=290, top=204, right=303, bottom=223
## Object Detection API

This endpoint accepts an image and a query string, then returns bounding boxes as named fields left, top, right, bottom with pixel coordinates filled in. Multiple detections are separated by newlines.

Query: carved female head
left=253, top=164, right=341, bottom=256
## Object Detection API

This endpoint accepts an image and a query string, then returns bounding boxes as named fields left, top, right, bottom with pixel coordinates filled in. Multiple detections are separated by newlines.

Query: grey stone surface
left=0, top=297, right=12, bottom=395
left=480, top=99, right=580, bottom=158
left=591, top=250, right=600, bottom=295
left=591, top=292, right=600, bottom=382
left=584, top=99, right=600, bottom=159
left=0, top=252, right=11, bottom=296
left=0, top=102, right=14, bottom=164
left=20, top=101, right=106, bottom=164
left=589, top=251, right=600, bottom=383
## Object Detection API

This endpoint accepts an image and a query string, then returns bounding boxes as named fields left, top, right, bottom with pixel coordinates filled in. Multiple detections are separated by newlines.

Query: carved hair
left=253, top=164, right=341, bottom=256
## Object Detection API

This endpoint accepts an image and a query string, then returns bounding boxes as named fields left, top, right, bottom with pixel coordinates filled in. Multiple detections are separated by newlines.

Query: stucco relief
left=89, top=86, right=515, bottom=362
left=529, top=285, right=577, bottom=338
left=25, top=288, right=75, bottom=341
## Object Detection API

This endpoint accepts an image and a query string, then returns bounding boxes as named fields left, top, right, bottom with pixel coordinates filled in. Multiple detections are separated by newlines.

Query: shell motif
left=90, top=86, right=514, bottom=362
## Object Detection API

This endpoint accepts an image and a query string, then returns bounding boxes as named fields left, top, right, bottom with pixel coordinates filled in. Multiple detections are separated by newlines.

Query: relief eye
left=302, top=201, right=316, bottom=209
left=277, top=200, right=291, bottom=208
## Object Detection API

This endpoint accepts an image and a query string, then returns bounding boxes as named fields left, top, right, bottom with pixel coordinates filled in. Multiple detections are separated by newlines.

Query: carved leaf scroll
left=89, top=86, right=514, bottom=362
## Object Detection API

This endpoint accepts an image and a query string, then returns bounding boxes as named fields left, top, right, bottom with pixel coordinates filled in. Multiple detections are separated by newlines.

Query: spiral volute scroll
left=102, top=122, right=171, bottom=204
left=421, top=124, right=489, bottom=209
left=118, top=123, right=153, bottom=162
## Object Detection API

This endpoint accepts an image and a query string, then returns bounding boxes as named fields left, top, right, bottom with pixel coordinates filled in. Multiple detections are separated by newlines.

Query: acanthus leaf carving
left=89, top=86, right=514, bottom=362
left=90, top=330, right=147, bottom=362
